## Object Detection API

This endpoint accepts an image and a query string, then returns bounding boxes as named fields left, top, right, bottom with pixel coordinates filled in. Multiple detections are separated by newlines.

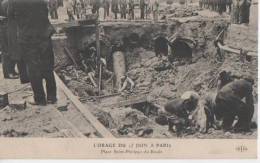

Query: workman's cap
left=181, top=91, right=200, bottom=101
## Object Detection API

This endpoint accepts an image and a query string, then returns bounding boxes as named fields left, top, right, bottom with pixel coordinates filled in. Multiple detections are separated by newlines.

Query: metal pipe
left=112, top=51, right=126, bottom=89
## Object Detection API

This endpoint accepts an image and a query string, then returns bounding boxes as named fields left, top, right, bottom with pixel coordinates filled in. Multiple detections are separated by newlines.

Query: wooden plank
left=217, top=42, right=257, bottom=57
left=54, top=72, right=114, bottom=138
left=64, top=47, right=79, bottom=67
left=54, top=108, right=86, bottom=138
left=92, top=93, right=121, bottom=99
left=103, top=95, right=154, bottom=108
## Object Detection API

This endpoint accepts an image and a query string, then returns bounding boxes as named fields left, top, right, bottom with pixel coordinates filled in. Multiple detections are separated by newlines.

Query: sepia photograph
left=0, top=0, right=258, bottom=159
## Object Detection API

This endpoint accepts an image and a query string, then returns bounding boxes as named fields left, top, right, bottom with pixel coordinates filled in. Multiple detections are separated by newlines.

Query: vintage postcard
left=0, top=0, right=258, bottom=159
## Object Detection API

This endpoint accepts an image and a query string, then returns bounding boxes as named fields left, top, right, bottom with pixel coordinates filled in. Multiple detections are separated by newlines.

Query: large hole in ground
left=55, top=19, right=257, bottom=139
left=131, top=102, right=160, bottom=117
left=123, top=33, right=140, bottom=50
left=154, top=36, right=169, bottom=57
left=170, top=40, right=193, bottom=59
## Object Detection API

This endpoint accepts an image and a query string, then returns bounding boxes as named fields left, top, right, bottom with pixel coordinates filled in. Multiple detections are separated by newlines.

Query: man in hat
left=15, top=0, right=57, bottom=105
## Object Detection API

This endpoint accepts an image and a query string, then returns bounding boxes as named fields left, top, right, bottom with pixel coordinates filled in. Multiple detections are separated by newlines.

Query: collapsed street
left=0, top=0, right=258, bottom=139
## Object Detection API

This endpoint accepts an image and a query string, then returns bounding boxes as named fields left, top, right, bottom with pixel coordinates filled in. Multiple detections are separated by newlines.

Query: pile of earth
left=160, top=4, right=201, bottom=18
left=126, top=46, right=257, bottom=109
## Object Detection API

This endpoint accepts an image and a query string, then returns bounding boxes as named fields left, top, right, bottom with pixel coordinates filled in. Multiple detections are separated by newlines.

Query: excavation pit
left=54, top=19, right=257, bottom=138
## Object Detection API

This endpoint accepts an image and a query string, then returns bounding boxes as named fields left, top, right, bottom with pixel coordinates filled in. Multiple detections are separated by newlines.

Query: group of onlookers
left=66, top=0, right=160, bottom=21
left=199, top=0, right=252, bottom=24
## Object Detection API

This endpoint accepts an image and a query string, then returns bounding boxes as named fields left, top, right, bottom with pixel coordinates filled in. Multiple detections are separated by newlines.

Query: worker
left=164, top=91, right=200, bottom=135
left=215, top=76, right=254, bottom=132
left=81, top=47, right=98, bottom=87
left=217, top=70, right=233, bottom=91
left=118, top=74, right=135, bottom=93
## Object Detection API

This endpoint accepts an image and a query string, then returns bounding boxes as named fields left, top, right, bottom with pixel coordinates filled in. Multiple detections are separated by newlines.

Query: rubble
left=161, top=5, right=200, bottom=18
left=0, top=3, right=256, bottom=138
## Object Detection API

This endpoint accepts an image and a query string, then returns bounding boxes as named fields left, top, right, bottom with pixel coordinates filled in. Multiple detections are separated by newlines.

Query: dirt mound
left=160, top=3, right=201, bottom=18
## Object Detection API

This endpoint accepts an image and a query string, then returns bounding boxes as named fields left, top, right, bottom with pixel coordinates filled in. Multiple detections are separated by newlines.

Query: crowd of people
left=65, top=0, right=160, bottom=21
left=199, top=0, right=252, bottom=24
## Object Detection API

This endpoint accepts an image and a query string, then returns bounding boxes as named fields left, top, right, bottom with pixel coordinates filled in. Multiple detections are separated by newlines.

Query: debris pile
left=160, top=5, right=201, bottom=18
left=58, top=65, right=99, bottom=100
left=96, top=106, right=162, bottom=138
left=55, top=17, right=257, bottom=138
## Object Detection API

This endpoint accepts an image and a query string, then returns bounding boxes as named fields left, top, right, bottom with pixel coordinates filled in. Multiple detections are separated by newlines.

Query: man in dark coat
left=231, top=0, right=240, bottom=24
left=218, top=0, right=226, bottom=15
left=128, top=0, right=134, bottom=20
left=0, top=0, right=19, bottom=79
left=120, top=0, right=127, bottom=19
left=215, top=77, right=254, bottom=132
left=103, top=0, right=110, bottom=19
left=140, top=0, right=145, bottom=19
left=111, top=0, right=119, bottom=19
left=15, top=0, right=57, bottom=105
left=92, top=0, right=101, bottom=14
left=239, top=0, right=251, bottom=24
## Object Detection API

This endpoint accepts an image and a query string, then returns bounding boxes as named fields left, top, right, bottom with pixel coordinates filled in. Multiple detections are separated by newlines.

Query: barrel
left=113, top=51, right=126, bottom=89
